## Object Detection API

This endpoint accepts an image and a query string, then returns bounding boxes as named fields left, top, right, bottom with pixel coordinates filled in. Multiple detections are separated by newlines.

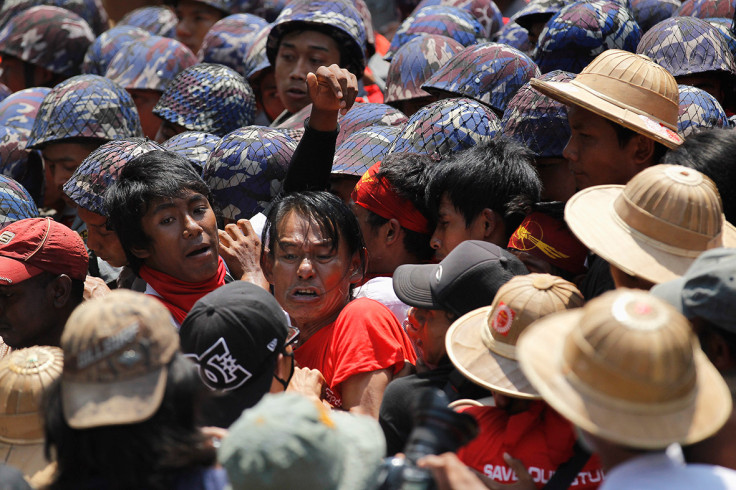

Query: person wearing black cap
left=380, top=240, right=529, bottom=455
left=180, top=281, right=312, bottom=428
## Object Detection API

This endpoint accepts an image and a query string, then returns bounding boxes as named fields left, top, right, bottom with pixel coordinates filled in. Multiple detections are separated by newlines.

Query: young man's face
left=0, top=273, right=58, bottom=348
left=264, top=210, right=361, bottom=330
left=535, top=156, right=576, bottom=202
left=430, top=193, right=484, bottom=261
left=404, top=306, right=454, bottom=370
left=257, top=70, right=286, bottom=122
left=563, top=105, right=643, bottom=190
left=274, top=30, right=341, bottom=114
left=0, top=55, right=27, bottom=93
left=134, top=189, right=220, bottom=283
left=174, top=0, right=223, bottom=54
left=77, top=207, right=128, bottom=268
left=42, top=142, right=97, bottom=206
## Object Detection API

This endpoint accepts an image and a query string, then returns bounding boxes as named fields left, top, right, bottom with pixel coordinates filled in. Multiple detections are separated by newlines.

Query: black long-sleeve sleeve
left=282, top=118, right=339, bottom=193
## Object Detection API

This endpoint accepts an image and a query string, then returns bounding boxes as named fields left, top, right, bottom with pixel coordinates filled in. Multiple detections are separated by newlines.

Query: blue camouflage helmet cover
left=118, top=6, right=178, bottom=38
left=202, top=126, right=296, bottom=220
left=0, top=175, right=39, bottom=230
left=386, top=5, right=486, bottom=60
left=243, top=23, right=273, bottom=79
left=423, top=42, right=541, bottom=114
left=629, top=0, right=679, bottom=32
left=248, top=0, right=288, bottom=22
left=26, top=75, right=143, bottom=149
left=707, top=18, right=736, bottom=59
left=388, top=97, right=500, bottom=160
left=677, top=84, right=729, bottom=137
left=0, top=6, right=95, bottom=77
left=335, top=103, right=408, bottom=147
left=637, top=16, right=736, bottom=77
left=105, top=35, right=197, bottom=92
left=385, top=34, right=464, bottom=104
left=266, top=0, right=368, bottom=77
left=333, top=125, right=402, bottom=176
left=63, top=138, right=165, bottom=215
left=199, top=14, right=269, bottom=77
left=162, top=131, right=221, bottom=173
left=0, top=84, right=9, bottom=103
left=0, top=87, right=51, bottom=135
left=411, top=0, right=504, bottom=39
left=0, top=125, right=34, bottom=182
left=534, top=0, right=642, bottom=74
left=678, top=0, right=735, bottom=18
left=153, top=63, right=256, bottom=137
left=512, top=0, right=566, bottom=31
left=501, top=69, right=574, bottom=158
left=82, top=25, right=151, bottom=76
left=0, top=0, right=109, bottom=35
left=492, top=21, right=532, bottom=52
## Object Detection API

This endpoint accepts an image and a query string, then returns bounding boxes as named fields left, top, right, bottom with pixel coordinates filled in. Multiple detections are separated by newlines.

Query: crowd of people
left=0, top=0, right=735, bottom=488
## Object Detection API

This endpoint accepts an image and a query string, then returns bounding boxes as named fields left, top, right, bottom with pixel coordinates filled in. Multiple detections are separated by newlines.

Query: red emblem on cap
left=491, top=302, right=515, bottom=336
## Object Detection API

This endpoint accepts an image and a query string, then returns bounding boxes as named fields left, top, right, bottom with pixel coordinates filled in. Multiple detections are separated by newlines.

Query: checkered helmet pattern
left=243, top=23, right=272, bottom=79
left=512, top=0, right=566, bottom=30
left=678, top=0, right=735, bottom=18
left=0, top=175, right=39, bottom=230
left=82, top=25, right=150, bottom=76
left=26, top=75, right=143, bottom=149
left=203, top=126, right=296, bottom=220
left=423, top=42, right=541, bottom=114
left=199, top=14, right=269, bottom=78
left=106, top=35, right=197, bottom=92
left=118, top=6, right=178, bottom=38
left=386, top=5, right=486, bottom=61
left=0, top=0, right=109, bottom=35
left=0, top=126, right=33, bottom=183
left=677, top=84, right=729, bottom=137
left=389, top=97, right=500, bottom=160
left=267, top=0, right=368, bottom=77
left=153, top=63, right=256, bottom=137
left=0, top=87, right=51, bottom=135
left=63, top=138, right=164, bottom=215
left=707, top=18, right=736, bottom=59
left=534, top=0, right=642, bottom=74
left=0, top=6, right=95, bottom=77
left=333, top=125, right=402, bottom=176
left=385, top=34, right=464, bottom=104
left=162, top=131, right=221, bottom=173
left=637, top=16, right=736, bottom=77
left=411, top=0, right=504, bottom=38
left=336, top=103, right=408, bottom=147
left=502, top=69, right=573, bottom=158
left=492, top=21, right=532, bottom=52
left=630, top=0, right=679, bottom=32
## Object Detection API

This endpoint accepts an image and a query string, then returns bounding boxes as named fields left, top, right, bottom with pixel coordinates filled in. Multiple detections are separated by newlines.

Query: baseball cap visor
left=0, top=257, right=44, bottom=285
left=61, top=365, right=168, bottom=429
left=392, top=263, right=439, bottom=309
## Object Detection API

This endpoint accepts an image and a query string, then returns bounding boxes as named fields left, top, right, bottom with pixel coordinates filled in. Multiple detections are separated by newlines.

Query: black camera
left=376, top=388, right=478, bottom=490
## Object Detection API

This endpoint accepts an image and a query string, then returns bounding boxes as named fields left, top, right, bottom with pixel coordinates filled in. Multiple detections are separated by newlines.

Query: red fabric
left=352, top=162, right=432, bottom=234
left=293, top=297, right=417, bottom=408
left=375, top=33, right=390, bottom=56
left=457, top=402, right=604, bottom=488
left=139, top=256, right=227, bottom=325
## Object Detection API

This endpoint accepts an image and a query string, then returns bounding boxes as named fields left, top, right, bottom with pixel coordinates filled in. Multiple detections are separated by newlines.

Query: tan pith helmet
left=531, top=49, right=683, bottom=148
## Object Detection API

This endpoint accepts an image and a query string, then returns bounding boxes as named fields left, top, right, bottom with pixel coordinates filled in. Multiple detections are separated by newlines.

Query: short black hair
left=610, top=122, right=668, bottom=166
left=370, top=153, right=434, bottom=261
left=103, top=150, right=215, bottom=273
left=426, top=137, right=541, bottom=241
left=262, top=191, right=367, bottom=281
left=663, top=128, right=736, bottom=223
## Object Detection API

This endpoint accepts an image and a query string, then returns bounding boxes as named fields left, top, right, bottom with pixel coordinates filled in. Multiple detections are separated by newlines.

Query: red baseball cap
left=0, top=217, right=88, bottom=284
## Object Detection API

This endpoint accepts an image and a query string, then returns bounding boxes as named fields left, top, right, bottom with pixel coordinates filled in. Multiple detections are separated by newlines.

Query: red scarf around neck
left=139, top=256, right=227, bottom=325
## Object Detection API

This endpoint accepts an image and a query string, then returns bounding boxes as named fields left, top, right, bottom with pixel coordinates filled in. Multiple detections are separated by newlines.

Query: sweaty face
left=264, top=211, right=361, bottom=330
left=133, top=189, right=220, bottom=283
left=129, top=89, right=162, bottom=140
left=175, top=0, right=223, bottom=54
left=0, top=273, right=58, bottom=348
left=563, top=105, right=638, bottom=190
left=77, top=207, right=128, bottom=268
left=274, top=30, right=341, bottom=114
left=430, top=193, right=483, bottom=261
left=404, top=307, right=454, bottom=369
left=42, top=142, right=97, bottom=206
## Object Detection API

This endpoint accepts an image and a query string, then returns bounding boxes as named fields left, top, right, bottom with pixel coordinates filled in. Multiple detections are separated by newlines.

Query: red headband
left=351, top=162, right=432, bottom=235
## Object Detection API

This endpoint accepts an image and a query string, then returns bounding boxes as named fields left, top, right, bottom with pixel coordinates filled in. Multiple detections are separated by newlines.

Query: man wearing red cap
left=0, top=217, right=88, bottom=348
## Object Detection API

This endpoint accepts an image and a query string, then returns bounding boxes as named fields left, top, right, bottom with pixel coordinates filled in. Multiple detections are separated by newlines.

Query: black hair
left=426, top=137, right=542, bottom=241
left=697, top=318, right=736, bottom=363
left=663, top=128, right=736, bottom=223
left=369, top=153, right=434, bottom=261
left=611, top=122, right=668, bottom=166
left=103, top=150, right=215, bottom=273
left=44, top=353, right=214, bottom=490
left=261, top=190, right=367, bottom=281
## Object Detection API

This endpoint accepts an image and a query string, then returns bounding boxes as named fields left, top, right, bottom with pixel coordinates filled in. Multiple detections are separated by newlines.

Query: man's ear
left=385, top=218, right=402, bottom=246
left=261, top=249, right=275, bottom=285
left=480, top=208, right=497, bottom=239
left=130, top=245, right=151, bottom=260
left=349, top=248, right=365, bottom=285
left=49, top=274, right=72, bottom=308
left=630, top=134, right=656, bottom=167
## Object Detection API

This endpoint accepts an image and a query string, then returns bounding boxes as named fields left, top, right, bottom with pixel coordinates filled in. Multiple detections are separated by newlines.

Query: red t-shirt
left=457, top=402, right=604, bottom=489
left=294, top=297, right=417, bottom=408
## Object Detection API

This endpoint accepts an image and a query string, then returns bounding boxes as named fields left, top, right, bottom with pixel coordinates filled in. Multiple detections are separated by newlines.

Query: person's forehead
left=176, top=0, right=222, bottom=15
left=41, top=142, right=93, bottom=161
left=279, top=30, right=340, bottom=52
left=276, top=211, right=338, bottom=246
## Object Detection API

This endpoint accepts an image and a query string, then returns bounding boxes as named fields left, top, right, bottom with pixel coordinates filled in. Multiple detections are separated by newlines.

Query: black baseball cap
left=180, top=281, right=289, bottom=428
left=393, top=240, right=529, bottom=317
